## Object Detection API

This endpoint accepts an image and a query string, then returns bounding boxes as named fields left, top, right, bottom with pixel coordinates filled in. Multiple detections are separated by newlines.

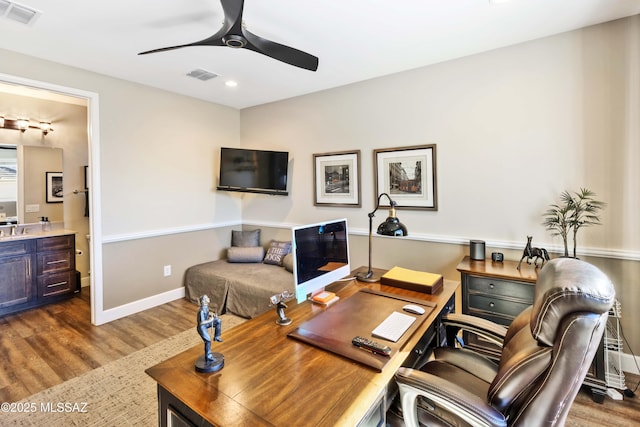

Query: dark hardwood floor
left=0, top=289, right=196, bottom=402
left=0, top=289, right=638, bottom=426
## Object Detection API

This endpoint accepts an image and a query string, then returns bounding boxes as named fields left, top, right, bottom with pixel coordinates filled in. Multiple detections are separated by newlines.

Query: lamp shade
left=377, top=216, right=407, bottom=236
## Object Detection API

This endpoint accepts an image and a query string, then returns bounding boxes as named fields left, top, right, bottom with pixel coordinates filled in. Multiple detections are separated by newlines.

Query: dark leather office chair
left=394, top=258, right=615, bottom=427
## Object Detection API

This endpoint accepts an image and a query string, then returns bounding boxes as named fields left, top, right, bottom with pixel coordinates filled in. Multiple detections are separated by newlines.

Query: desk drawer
left=468, top=294, right=530, bottom=319
left=38, top=270, right=74, bottom=298
left=467, top=275, right=534, bottom=302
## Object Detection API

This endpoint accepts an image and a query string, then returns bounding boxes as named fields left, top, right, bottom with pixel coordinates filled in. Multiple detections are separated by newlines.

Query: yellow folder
left=380, top=266, right=443, bottom=294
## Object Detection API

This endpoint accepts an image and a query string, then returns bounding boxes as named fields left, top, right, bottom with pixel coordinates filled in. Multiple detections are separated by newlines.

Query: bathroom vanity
left=0, top=230, right=78, bottom=317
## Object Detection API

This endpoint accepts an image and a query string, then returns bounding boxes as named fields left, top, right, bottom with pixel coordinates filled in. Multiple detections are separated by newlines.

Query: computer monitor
left=292, top=218, right=351, bottom=303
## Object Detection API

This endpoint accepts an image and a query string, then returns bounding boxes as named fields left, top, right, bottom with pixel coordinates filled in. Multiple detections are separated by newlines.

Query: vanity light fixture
left=39, top=121, right=51, bottom=135
left=16, top=118, right=29, bottom=132
left=0, top=116, right=54, bottom=136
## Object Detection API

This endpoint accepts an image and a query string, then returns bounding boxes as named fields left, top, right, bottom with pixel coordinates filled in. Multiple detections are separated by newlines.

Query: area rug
left=6, top=314, right=246, bottom=427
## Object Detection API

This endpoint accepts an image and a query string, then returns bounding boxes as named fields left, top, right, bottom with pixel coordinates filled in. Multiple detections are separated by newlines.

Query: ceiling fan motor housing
left=223, top=34, right=246, bottom=48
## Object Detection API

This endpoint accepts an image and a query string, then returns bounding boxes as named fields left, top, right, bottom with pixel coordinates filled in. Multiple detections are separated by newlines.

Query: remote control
left=352, top=336, right=391, bottom=357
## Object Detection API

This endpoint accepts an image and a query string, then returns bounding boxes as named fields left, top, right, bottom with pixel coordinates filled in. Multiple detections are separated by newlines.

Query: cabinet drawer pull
left=489, top=302, right=495, bottom=308
left=488, top=283, right=495, bottom=289
left=47, top=281, right=68, bottom=288
left=46, top=260, right=67, bottom=265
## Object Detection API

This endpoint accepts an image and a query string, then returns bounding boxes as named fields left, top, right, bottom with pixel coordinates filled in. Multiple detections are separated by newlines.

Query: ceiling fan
left=138, top=0, right=319, bottom=72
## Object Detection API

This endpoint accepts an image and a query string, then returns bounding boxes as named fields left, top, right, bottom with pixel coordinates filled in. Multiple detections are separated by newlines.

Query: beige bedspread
left=184, top=260, right=294, bottom=318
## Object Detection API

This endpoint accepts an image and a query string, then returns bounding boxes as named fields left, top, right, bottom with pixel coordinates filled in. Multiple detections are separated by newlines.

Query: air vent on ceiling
left=186, top=68, right=218, bottom=81
left=0, top=0, right=41, bottom=26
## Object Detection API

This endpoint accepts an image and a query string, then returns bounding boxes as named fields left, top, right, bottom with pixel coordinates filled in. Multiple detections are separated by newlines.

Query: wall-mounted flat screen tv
left=217, top=147, right=289, bottom=196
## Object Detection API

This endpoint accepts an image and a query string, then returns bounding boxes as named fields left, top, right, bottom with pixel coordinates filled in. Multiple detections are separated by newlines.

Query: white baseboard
left=97, top=287, right=186, bottom=325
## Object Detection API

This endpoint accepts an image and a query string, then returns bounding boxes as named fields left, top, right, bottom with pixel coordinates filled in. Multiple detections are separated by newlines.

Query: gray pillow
left=227, top=246, right=264, bottom=263
left=263, top=240, right=292, bottom=266
left=282, top=253, right=294, bottom=272
left=231, top=229, right=261, bottom=247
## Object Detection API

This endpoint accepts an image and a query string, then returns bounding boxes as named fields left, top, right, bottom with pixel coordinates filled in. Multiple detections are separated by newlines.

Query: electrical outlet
left=163, top=265, right=172, bottom=277
left=26, top=204, right=40, bottom=213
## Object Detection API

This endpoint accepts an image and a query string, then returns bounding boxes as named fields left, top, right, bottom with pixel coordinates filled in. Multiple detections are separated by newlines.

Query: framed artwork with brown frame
left=374, top=144, right=437, bottom=210
left=46, top=171, right=64, bottom=203
left=313, top=150, right=361, bottom=207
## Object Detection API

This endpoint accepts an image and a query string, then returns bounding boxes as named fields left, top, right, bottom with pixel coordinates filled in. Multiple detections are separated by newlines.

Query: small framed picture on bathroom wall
left=46, top=171, right=63, bottom=203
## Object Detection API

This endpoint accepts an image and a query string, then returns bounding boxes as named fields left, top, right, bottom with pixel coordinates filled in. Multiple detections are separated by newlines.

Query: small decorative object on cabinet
left=516, top=235, right=549, bottom=270
left=457, top=255, right=607, bottom=402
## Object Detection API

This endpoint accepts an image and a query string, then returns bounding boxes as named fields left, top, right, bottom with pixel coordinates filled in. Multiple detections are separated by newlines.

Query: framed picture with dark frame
left=374, top=144, right=437, bottom=210
left=313, top=150, right=361, bottom=207
left=46, top=171, right=64, bottom=203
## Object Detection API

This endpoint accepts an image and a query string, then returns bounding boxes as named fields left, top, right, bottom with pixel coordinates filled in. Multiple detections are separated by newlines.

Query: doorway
left=0, top=72, right=104, bottom=325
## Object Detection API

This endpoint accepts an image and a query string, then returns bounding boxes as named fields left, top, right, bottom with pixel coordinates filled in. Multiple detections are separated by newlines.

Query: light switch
left=26, top=204, right=40, bottom=213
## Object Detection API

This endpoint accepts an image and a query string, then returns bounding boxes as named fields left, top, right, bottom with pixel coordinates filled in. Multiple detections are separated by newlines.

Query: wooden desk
left=146, top=271, right=459, bottom=426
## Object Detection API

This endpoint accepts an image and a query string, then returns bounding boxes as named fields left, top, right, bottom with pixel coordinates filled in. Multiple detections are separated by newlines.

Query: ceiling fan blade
left=138, top=0, right=242, bottom=56
left=138, top=35, right=226, bottom=55
left=243, top=29, right=318, bottom=71
left=220, top=0, right=244, bottom=31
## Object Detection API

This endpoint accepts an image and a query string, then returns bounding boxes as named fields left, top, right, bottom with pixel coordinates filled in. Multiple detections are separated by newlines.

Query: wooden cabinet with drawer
left=0, top=232, right=77, bottom=316
left=36, top=235, right=76, bottom=301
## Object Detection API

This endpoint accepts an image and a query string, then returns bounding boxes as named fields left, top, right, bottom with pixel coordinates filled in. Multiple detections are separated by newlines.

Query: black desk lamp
left=356, top=193, right=408, bottom=283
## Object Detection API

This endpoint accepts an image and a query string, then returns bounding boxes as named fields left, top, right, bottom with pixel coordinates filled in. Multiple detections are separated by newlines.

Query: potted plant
left=542, top=188, right=606, bottom=258
left=568, top=188, right=606, bottom=258
left=542, top=191, right=573, bottom=257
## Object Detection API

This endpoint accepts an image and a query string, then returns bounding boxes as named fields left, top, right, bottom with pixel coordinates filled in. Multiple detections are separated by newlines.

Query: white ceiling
left=1, top=0, right=639, bottom=109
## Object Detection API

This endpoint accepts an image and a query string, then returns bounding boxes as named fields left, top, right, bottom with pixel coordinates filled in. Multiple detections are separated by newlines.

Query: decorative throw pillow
left=263, top=240, right=292, bottom=266
left=282, top=253, right=294, bottom=272
left=231, top=229, right=261, bottom=247
left=227, top=246, right=264, bottom=263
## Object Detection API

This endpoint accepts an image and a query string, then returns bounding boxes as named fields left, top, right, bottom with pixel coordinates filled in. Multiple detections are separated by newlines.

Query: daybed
left=184, top=230, right=294, bottom=319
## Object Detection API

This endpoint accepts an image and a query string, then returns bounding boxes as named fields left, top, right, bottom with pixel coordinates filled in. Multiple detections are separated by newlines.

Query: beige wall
left=241, top=17, right=640, bottom=351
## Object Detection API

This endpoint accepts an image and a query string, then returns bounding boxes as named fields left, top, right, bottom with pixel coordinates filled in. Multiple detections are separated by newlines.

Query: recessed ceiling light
left=225, top=80, right=238, bottom=88
left=489, top=0, right=511, bottom=3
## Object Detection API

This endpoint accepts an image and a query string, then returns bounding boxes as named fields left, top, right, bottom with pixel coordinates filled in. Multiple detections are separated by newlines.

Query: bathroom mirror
left=0, top=145, right=17, bottom=223
left=0, top=144, right=63, bottom=224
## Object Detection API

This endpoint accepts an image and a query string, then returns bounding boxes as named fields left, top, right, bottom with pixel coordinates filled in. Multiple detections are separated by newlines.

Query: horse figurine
left=517, top=236, right=550, bottom=270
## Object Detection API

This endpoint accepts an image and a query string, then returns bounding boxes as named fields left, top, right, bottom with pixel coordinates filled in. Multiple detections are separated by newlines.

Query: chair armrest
left=442, top=313, right=507, bottom=348
left=395, top=367, right=507, bottom=427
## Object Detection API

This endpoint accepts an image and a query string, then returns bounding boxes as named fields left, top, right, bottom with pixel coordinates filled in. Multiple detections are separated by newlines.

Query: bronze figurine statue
left=270, top=290, right=293, bottom=326
left=195, top=294, right=224, bottom=373
left=517, top=236, right=550, bottom=270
